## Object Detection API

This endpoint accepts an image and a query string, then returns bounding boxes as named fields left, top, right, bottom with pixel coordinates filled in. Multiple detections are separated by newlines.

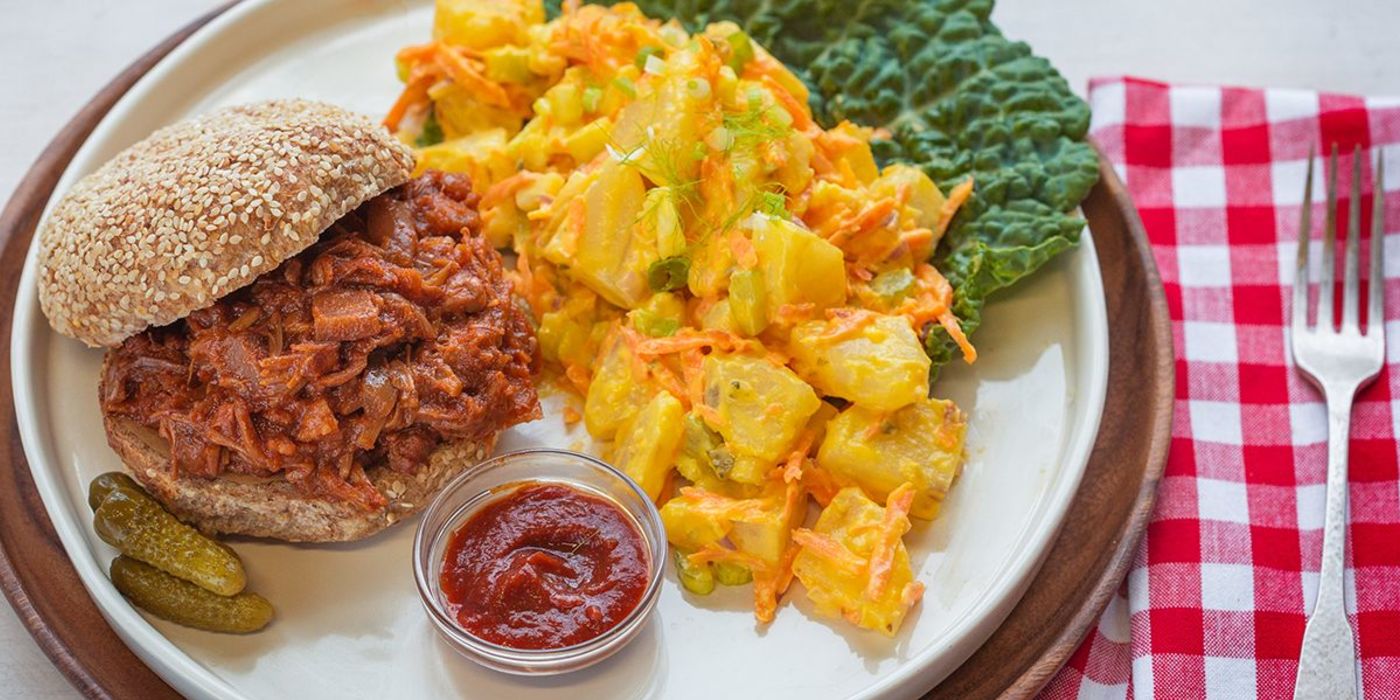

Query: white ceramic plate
left=10, top=1, right=1110, bottom=698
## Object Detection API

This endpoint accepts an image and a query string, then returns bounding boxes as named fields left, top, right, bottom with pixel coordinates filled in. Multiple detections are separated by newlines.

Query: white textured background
left=0, top=1, right=1394, bottom=697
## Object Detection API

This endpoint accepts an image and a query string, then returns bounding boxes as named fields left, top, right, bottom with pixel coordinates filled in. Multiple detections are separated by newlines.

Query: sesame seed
left=34, top=98, right=415, bottom=347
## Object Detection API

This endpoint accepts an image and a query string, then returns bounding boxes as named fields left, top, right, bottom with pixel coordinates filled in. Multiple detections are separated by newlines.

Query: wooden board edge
left=997, top=153, right=1174, bottom=698
left=0, top=5, right=237, bottom=698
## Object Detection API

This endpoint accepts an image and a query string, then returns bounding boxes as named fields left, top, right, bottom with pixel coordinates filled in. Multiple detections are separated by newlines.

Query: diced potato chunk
left=583, top=327, right=654, bottom=439
left=613, top=392, right=685, bottom=501
left=687, top=231, right=734, bottom=299
left=660, top=489, right=734, bottom=552
left=610, top=67, right=704, bottom=189
left=658, top=481, right=798, bottom=565
left=414, top=128, right=513, bottom=186
left=542, top=159, right=656, bottom=308
left=751, top=218, right=846, bottom=312
left=433, top=0, right=542, bottom=50
left=728, top=269, right=769, bottom=337
left=792, top=486, right=921, bottom=635
left=790, top=313, right=931, bottom=411
left=874, top=164, right=945, bottom=232
left=696, top=298, right=738, bottom=334
left=626, top=292, right=685, bottom=338
left=728, top=481, right=804, bottom=565
left=702, top=353, right=820, bottom=466
left=816, top=396, right=966, bottom=519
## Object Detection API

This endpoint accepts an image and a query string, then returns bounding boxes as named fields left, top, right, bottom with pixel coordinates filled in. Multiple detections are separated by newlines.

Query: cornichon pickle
left=672, top=549, right=715, bottom=596
left=110, top=556, right=272, bottom=634
left=94, top=487, right=246, bottom=596
left=88, top=471, right=143, bottom=511
left=713, top=560, right=753, bottom=586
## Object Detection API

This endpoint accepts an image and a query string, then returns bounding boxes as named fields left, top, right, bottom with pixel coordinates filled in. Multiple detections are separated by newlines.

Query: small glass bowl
left=412, top=448, right=666, bottom=675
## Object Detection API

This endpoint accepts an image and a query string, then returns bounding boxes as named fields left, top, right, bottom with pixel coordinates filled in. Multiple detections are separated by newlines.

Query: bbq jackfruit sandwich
left=37, top=99, right=540, bottom=542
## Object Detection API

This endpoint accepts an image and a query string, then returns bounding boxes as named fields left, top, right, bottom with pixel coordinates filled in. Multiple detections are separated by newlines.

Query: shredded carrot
left=864, top=483, right=916, bottom=601
left=434, top=45, right=513, bottom=109
left=791, top=529, right=865, bottom=573
left=938, top=310, right=978, bottom=363
left=773, top=303, right=816, bottom=325
left=817, top=308, right=879, bottom=342
left=563, top=363, right=591, bottom=395
left=936, top=177, right=975, bottom=239
left=688, top=544, right=767, bottom=569
left=396, top=42, right=439, bottom=65
left=481, top=172, right=536, bottom=210
left=680, top=348, right=706, bottom=409
left=758, top=75, right=815, bottom=131
left=383, top=74, right=434, bottom=132
left=729, top=230, right=759, bottom=270
left=650, top=361, right=689, bottom=407
left=562, top=405, right=582, bottom=425
left=752, top=543, right=799, bottom=623
left=900, top=228, right=935, bottom=261
left=827, top=197, right=897, bottom=247
left=802, top=464, right=845, bottom=507
left=780, top=429, right=816, bottom=483
left=634, top=329, right=747, bottom=357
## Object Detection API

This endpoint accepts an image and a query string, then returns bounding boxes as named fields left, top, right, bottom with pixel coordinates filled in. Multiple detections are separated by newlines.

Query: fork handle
left=1294, top=388, right=1359, bottom=700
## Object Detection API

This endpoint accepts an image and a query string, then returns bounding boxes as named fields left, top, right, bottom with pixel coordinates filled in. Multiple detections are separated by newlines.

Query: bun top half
left=37, top=99, right=415, bottom=347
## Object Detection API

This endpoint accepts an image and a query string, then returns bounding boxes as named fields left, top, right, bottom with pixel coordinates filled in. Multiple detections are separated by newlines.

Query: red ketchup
left=439, top=483, right=649, bottom=649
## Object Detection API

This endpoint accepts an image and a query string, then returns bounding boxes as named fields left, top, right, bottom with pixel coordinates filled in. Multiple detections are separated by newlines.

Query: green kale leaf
left=549, top=0, right=1100, bottom=375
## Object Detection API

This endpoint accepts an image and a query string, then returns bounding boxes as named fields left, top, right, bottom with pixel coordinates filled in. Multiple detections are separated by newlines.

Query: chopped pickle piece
left=713, top=561, right=752, bottom=586
left=673, top=549, right=716, bottom=595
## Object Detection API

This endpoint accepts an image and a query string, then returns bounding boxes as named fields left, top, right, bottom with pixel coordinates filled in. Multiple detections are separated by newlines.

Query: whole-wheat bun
left=38, top=99, right=415, bottom=348
left=103, top=414, right=494, bottom=542
left=60, top=99, right=505, bottom=541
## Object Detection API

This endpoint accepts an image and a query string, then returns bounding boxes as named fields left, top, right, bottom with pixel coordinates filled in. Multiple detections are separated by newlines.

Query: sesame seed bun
left=103, top=413, right=495, bottom=542
left=37, top=99, right=415, bottom=348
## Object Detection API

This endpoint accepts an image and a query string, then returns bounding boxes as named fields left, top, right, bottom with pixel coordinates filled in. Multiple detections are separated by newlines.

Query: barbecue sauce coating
left=440, top=483, right=649, bottom=649
left=100, top=171, right=540, bottom=509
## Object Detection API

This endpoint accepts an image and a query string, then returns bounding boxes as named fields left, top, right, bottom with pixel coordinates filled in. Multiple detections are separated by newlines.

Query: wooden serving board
left=0, top=5, right=1172, bottom=698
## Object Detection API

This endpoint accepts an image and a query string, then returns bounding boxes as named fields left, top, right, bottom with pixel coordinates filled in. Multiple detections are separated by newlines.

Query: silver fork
left=1291, top=146, right=1386, bottom=700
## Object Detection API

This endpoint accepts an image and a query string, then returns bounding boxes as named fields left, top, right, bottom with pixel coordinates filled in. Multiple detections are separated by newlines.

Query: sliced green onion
left=414, top=109, right=444, bottom=148
left=634, top=45, right=663, bottom=70
left=726, top=32, right=755, bottom=71
left=647, top=256, right=691, bottom=292
left=581, top=86, right=603, bottom=113
left=612, top=76, right=637, bottom=99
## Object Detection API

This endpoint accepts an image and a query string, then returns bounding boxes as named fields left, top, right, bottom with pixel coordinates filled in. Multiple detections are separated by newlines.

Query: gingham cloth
left=1037, top=78, right=1400, bottom=699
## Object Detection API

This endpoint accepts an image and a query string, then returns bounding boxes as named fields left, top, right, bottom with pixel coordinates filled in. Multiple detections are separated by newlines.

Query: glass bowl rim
left=411, top=447, right=667, bottom=669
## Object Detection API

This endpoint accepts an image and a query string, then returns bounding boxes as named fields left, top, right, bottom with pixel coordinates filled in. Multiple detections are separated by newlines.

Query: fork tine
left=1343, top=146, right=1364, bottom=332
left=1370, top=151, right=1386, bottom=337
left=1295, top=148, right=1315, bottom=334
left=1320, top=145, right=1339, bottom=330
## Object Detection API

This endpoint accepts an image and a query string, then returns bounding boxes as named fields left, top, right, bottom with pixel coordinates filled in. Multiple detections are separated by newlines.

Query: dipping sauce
left=439, top=482, right=649, bottom=649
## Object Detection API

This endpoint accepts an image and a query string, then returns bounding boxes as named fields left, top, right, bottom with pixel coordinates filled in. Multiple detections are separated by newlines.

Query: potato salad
left=388, top=0, right=973, bottom=635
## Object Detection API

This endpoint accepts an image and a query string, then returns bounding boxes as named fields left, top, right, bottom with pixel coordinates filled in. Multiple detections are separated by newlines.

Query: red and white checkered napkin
left=1038, top=78, right=1400, bottom=699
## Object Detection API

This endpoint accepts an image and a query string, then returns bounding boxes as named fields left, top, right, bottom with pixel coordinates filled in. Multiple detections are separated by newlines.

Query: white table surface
left=0, top=0, right=1394, bottom=697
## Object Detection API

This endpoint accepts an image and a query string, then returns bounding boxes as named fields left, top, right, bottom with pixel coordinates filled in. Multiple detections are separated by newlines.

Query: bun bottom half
left=102, top=415, right=496, bottom=543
